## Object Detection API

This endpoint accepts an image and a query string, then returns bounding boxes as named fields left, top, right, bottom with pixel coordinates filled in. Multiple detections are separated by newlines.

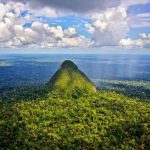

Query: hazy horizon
left=1, top=47, right=150, bottom=55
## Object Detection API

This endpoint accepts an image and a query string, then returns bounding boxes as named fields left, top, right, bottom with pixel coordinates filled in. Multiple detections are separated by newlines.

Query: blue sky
left=128, top=3, right=150, bottom=15
left=127, top=2, right=150, bottom=38
left=0, top=0, right=150, bottom=50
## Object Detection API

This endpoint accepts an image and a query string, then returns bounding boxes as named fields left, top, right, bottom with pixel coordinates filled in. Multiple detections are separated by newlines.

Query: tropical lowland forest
left=0, top=0, right=150, bottom=148
left=0, top=61, right=150, bottom=150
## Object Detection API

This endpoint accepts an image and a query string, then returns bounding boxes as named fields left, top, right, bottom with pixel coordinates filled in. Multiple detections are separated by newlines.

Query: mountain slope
left=48, top=60, right=96, bottom=95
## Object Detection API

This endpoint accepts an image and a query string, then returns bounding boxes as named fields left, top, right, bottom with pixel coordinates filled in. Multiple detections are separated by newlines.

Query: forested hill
left=48, top=60, right=96, bottom=96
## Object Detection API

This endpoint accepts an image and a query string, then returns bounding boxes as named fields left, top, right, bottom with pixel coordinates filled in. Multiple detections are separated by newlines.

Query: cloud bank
left=120, top=33, right=150, bottom=48
left=12, top=22, right=94, bottom=48
left=29, top=0, right=116, bottom=13
left=0, top=0, right=150, bottom=49
left=0, top=2, right=93, bottom=48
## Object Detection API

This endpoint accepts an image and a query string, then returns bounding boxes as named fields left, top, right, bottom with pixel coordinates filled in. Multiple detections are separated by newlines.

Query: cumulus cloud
left=10, top=22, right=94, bottom=48
left=2, top=0, right=61, bottom=18
left=32, top=7, right=58, bottom=18
left=85, top=7, right=129, bottom=46
left=0, top=22, right=11, bottom=42
left=0, top=1, right=94, bottom=48
left=0, top=1, right=129, bottom=48
left=16, top=23, right=94, bottom=48
left=0, top=17, right=93, bottom=48
left=0, top=2, right=25, bottom=43
left=120, top=33, right=150, bottom=48
left=0, top=0, right=149, bottom=49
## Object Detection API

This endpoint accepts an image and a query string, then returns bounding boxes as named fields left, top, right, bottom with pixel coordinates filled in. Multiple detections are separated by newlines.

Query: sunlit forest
left=0, top=80, right=150, bottom=149
left=0, top=0, right=150, bottom=149
left=0, top=60, right=150, bottom=149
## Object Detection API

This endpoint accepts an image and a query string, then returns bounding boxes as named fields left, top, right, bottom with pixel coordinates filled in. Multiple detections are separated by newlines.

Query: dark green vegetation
left=0, top=85, right=150, bottom=149
left=94, top=80, right=150, bottom=100
left=0, top=61, right=150, bottom=149
left=48, top=60, right=96, bottom=97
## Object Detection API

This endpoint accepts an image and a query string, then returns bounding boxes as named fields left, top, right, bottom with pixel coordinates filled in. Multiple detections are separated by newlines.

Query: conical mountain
left=48, top=60, right=96, bottom=96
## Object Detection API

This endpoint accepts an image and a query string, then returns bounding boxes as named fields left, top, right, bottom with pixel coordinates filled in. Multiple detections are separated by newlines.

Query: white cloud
left=129, top=13, right=150, bottom=28
left=64, top=28, right=77, bottom=38
left=0, top=1, right=93, bottom=48
left=136, top=13, right=150, bottom=18
left=121, top=0, right=150, bottom=7
left=0, top=22, right=11, bottom=42
left=86, top=6, right=129, bottom=46
left=28, top=6, right=59, bottom=18
left=120, top=0, right=150, bottom=30
left=0, top=4, right=6, bottom=21
left=0, top=0, right=149, bottom=49
left=1, top=20, right=93, bottom=48
left=61, top=36, right=94, bottom=47
left=120, top=33, right=150, bottom=48
left=0, top=2, right=25, bottom=43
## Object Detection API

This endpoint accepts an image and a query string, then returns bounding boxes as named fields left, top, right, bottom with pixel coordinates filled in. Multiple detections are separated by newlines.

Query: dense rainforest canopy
left=0, top=61, right=150, bottom=149
left=0, top=85, right=150, bottom=149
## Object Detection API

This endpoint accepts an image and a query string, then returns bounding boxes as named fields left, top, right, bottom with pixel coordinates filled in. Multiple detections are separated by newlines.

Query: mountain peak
left=48, top=60, right=96, bottom=97
left=61, top=60, right=78, bottom=70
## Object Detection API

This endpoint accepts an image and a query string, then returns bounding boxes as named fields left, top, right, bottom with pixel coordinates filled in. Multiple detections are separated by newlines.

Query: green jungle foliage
left=0, top=85, right=150, bottom=150
left=0, top=61, right=150, bottom=149
left=94, top=80, right=150, bottom=100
